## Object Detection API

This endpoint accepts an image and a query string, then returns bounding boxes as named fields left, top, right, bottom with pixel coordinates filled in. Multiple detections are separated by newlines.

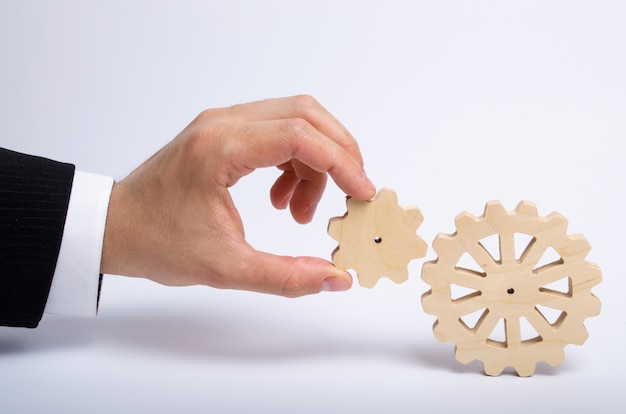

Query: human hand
left=100, top=95, right=376, bottom=297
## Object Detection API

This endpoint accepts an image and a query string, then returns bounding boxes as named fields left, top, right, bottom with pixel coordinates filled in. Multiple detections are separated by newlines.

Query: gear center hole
left=507, top=288, right=515, bottom=295
left=374, top=236, right=382, bottom=244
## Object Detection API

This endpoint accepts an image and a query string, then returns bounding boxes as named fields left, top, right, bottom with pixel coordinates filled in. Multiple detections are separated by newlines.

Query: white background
left=1, top=1, right=624, bottom=413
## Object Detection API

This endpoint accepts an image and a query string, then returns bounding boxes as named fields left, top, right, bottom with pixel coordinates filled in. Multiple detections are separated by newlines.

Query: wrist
left=101, top=180, right=128, bottom=276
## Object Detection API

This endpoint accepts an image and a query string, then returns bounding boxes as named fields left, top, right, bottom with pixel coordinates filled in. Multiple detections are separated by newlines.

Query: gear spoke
left=451, top=294, right=489, bottom=318
left=450, top=268, right=486, bottom=292
left=499, top=233, right=516, bottom=264
left=533, top=261, right=573, bottom=287
left=505, top=317, right=522, bottom=346
left=474, top=311, right=500, bottom=342
left=527, top=307, right=559, bottom=339
left=463, top=241, right=496, bottom=272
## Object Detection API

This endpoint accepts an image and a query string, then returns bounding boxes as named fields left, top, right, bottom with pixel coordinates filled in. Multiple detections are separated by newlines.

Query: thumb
left=249, top=252, right=353, bottom=297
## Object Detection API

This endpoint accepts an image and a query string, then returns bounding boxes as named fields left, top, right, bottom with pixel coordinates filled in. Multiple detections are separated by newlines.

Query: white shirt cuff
left=44, top=171, right=114, bottom=317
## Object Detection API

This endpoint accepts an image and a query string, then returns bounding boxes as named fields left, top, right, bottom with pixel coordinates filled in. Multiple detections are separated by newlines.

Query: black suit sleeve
left=0, top=147, right=75, bottom=328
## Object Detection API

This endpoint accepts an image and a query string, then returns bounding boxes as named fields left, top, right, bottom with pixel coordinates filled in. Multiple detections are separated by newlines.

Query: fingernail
left=362, top=170, right=376, bottom=200
left=321, top=276, right=350, bottom=292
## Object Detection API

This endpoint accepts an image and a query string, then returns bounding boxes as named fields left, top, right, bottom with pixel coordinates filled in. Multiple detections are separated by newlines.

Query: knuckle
left=280, top=275, right=305, bottom=298
left=182, top=123, right=213, bottom=153
left=197, top=106, right=245, bottom=124
left=281, top=117, right=311, bottom=141
left=344, top=138, right=362, bottom=159
left=180, top=129, right=206, bottom=161
left=178, top=123, right=230, bottom=170
left=196, top=107, right=221, bottom=121
left=289, top=94, right=319, bottom=109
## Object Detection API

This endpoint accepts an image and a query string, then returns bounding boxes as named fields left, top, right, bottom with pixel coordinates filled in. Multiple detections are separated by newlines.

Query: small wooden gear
left=421, top=200, right=602, bottom=376
left=328, top=188, right=427, bottom=288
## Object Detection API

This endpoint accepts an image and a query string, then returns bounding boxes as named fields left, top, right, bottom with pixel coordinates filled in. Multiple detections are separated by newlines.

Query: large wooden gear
left=327, top=188, right=427, bottom=288
left=421, top=200, right=602, bottom=376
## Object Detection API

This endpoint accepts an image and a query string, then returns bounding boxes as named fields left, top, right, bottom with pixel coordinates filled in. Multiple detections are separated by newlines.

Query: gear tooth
left=589, top=261, right=602, bottom=279
left=386, top=268, right=409, bottom=285
left=543, top=212, right=569, bottom=235
left=454, top=346, right=476, bottom=365
left=588, top=261, right=602, bottom=279
left=483, top=200, right=507, bottom=219
left=431, top=233, right=458, bottom=257
left=377, top=187, right=398, bottom=203
left=358, top=273, right=377, bottom=288
left=331, top=246, right=356, bottom=270
left=587, top=293, right=602, bottom=316
left=327, top=216, right=344, bottom=241
left=420, top=260, right=441, bottom=286
left=515, top=200, right=538, bottom=216
left=568, top=325, right=590, bottom=345
left=429, top=320, right=443, bottom=341
left=483, top=361, right=505, bottom=377
left=515, top=363, right=537, bottom=377
left=560, top=234, right=592, bottom=258
left=545, top=348, right=566, bottom=367
left=455, top=211, right=479, bottom=230
left=432, top=320, right=449, bottom=342
left=412, top=237, right=428, bottom=259
left=422, top=291, right=450, bottom=316
left=345, top=195, right=358, bottom=208
left=563, top=295, right=600, bottom=323
left=331, top=248, right=348, bottom=270
left=421, top=288, right=440, bottom=315
left=404, top=206, right=424, bottom=226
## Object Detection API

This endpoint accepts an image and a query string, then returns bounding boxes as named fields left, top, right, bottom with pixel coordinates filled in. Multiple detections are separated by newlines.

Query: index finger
left=226, top=118, right=376, bottom=201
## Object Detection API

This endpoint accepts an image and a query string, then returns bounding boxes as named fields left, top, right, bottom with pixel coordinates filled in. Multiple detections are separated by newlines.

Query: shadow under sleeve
left=0, top=148, right=75, bottom=328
